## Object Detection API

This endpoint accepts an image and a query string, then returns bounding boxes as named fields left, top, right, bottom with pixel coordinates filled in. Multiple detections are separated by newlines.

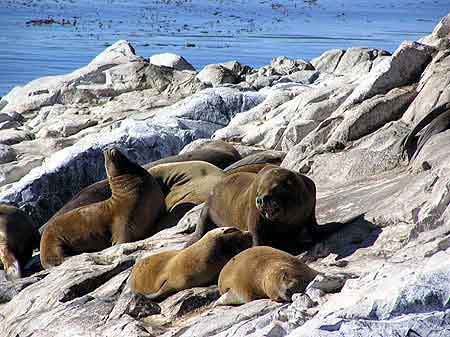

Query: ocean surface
left=0, top=0, right=448, bottom=96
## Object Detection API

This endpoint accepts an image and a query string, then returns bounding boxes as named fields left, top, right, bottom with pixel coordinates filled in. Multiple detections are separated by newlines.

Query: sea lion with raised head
left=129, top=227, right=253, bottom=300
left=0, top=204, right=38, bottom=279
left=40, top=148, right=165, bottom=269
left=40, top=140, right=240, bottom=233
left=216, top=246, right=318, bottom=305
left=187, top=165, right=344, bottom=254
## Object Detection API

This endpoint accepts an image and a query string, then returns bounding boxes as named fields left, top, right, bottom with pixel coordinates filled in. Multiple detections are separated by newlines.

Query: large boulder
left=149, top=53, right=196, bottom=71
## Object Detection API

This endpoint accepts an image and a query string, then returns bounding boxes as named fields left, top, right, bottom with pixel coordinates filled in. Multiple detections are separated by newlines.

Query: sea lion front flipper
left=214, top=289, right=245, bottom=307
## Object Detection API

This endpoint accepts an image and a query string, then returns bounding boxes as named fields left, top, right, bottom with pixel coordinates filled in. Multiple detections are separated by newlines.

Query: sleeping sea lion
left=129, top=227, right=253, bottom=300
left=187, top=165, right=344, bottom=254
left=216, top=246, right=318, bottom=304
left=0, top=205, right=38, bottom=279
left=40, top=148, right=165, bottom=269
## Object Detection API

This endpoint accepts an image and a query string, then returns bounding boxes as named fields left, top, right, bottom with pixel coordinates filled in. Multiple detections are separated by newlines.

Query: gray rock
left=149, top=53, right=196, bottom=71
left=196, top=64, right=237, bottom=86
left=310, top=49, right=345, bottom=73
left=0, top=129, right=33, bottom=145
left=0, top=145, right=16, bottom=164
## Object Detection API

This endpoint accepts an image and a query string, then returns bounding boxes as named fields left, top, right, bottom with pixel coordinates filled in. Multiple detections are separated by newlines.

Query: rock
left=402, top=49, right=450, bottom=124
left=196, top=64, right=237, bottom=86
left=0, top=145, right=16, bottom=164
left=0, top=129, right=33, bottom=145
left=159, top=286, right=220, bottom=319
left=149, top=53, right=196, bottom=71
left=342, top=41, right=434, bottom=107
left=221, top=60, right=253, bottom=80
left=277, top=70, right=320, bottom=85
left=37, top=116, right=98, bottom=138
left=419, top=13, right=450, bottom=50
left=311, top=49, right=345, bottom=73
left=269, top=56, right=314, bottom=75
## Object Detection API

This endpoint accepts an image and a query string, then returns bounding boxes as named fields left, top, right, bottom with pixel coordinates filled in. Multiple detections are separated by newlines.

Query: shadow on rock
left=305, top=215, right=381, bottom=260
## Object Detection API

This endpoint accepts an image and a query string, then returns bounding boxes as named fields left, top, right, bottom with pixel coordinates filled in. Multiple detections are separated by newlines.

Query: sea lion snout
left=256, top=194, right=281, bottom=220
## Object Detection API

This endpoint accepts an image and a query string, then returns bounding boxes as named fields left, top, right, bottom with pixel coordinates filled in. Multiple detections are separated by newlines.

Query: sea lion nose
left=256, top=195, right=263, bottom=207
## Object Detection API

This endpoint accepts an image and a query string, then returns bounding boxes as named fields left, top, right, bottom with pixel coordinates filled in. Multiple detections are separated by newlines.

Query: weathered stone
left=310, top=49, right=345, bottom=73
left=196, top=64, right=237, bottom=86
left=149, top=53, right=196, bottom=71
left=0, top=129, right=33, bottom=145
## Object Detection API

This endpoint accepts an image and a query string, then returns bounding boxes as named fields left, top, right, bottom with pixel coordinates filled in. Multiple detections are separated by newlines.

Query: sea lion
left=41, top=140, right=240, bottom=232
left=129, top=227, right=253, bottom=300
left=187, top=165, right=344, bottom=254
left=223, top=150, right=286, bottom=174
left=149, top=161, right=226, bottom=231
left=40, top=148, right=165, bottom=269
left=401, top=102, right=450, bottom=161
left=216, top=246, right=318, bottom=305
left=0, top=204, right=38, bottom=279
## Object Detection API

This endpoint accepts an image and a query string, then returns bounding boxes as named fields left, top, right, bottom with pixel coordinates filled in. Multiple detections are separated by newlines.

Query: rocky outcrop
left=1, top=12, right=450, bottom=337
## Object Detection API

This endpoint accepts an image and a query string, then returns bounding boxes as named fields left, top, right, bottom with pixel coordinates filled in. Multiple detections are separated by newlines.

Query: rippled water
left=0, top=0, right=448, bottom=96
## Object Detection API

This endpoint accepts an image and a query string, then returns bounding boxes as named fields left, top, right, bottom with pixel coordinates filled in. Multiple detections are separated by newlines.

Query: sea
left=0, top=0, right=449, bottom=96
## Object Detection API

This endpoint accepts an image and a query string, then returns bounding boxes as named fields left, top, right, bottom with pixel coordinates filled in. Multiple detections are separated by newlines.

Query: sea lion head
left=255, top=166, right=304, bottom=222
left=276, top=268, right=311, bottom=301
left=103, top=148, right=147, bottom=178
left=204, top=227, right=253, bottom=259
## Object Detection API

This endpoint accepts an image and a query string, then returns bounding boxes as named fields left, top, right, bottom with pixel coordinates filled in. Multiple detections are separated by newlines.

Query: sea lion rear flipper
left=0, top=246, right=21, bottom=280
left=185, top=204, right=216, bottom=248
left=214, top=289, right=245, bottom=307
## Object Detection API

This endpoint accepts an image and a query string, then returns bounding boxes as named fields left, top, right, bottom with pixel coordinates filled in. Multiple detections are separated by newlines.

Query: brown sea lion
left=216, top=246, right=318, bottom=305
left=40, top=148, right=165, bottom=269
left=129, top=227, right=252, bottom=300
left=40, top=140, right=240, bottom=233
left=401, top=102, right=450, bottom=162
left=187, top=165, right=344, bottom=254
left=0, top=205, right=38, bottom=279
left=223, top=150, right=286, bottom=174
left=149, top=161, right=226, bottom=231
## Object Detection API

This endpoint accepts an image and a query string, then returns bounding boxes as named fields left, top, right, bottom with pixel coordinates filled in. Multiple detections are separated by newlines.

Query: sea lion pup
left=41, top=140, right=240, bottom=231
left=216, top=246, right=318, bottom=305
left=187, top=165, right=344, bottom=254
left=40, top=148, right=165, bottom=269
left=129, top=227, right=253, bottom=300
left=0, top=205, right=38, bottom=279
left=400, top=102, right=450, bottom=162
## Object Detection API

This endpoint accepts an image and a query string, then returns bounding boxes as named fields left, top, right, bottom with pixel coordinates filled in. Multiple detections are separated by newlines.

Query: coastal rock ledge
left=0, top=13, right=450, bottom=337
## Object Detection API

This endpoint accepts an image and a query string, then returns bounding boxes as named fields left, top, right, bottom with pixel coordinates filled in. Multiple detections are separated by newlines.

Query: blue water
left=0, top=0, right=448, bottom=96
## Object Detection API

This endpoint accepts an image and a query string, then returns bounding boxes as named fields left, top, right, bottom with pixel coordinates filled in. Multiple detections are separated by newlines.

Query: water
left=0, top=0, right=448, bottom=96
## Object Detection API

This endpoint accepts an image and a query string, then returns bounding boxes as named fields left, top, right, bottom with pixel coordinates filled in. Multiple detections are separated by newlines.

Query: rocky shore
left=0, top=13, right=449, bottom=337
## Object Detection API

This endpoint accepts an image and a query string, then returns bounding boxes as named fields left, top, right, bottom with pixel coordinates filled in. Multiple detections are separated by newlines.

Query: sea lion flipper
left=214, top=289, right=245, bottom=307
left=185, top=204, right=216, bottom=247
left=0, top=246, right=20, bottom=280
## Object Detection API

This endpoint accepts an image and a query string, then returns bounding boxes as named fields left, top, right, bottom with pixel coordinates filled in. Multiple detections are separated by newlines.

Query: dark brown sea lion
left=129, top=227, right=253, bottom=300
left=40, top=140, right=240, bottom=233
left=40, top=148, right=165, bottom=269
left=187, top=165, right=344, bottom=254
left=401, top=102, right=450, bottom=161
left=0, top=205, right=38, bottom=279
left=216, top=246, right=318, bottom=305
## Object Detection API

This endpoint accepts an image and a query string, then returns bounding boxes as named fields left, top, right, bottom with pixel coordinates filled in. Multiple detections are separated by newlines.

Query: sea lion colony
left=1, top=138, right=388, bottom=304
